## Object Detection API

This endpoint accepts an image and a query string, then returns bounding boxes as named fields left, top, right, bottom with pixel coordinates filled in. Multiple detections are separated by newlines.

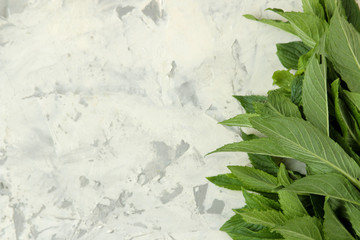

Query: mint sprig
left=208, top=0, right=360, bottom=239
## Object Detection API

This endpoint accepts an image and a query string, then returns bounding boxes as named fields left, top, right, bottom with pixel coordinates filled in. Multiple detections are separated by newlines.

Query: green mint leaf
left=233, top=95, right=267, bottom=114
left=343, top=91, right=360, bottom=110
left=341, top=0, right=360, bottom=32
left=263, top=90, right=302, bottom=118
left=276, top=41, right=311, bottom=69
left=253, top=101, right=267, bottom=114
left=303, top=53, right=329, bottom=136
left=243, top=14, right=297, bottom=35
left=285, top=173, right=360, bottom=206
left=310, top=195, right=325, bottom=218
left=279, top=191, right=309, bottom=218
left=302, top=0, right=325, bottom=19
left=322, top=0, right=346, bottom=20
left=291, top=75, right=304, bottom=105
left=209, top=138, right=288, bottom=159
left=248, top=153, right=280, bottom=177
left=242, top=189, right=281, bottom=211
left=329, top=125, right=360, bottom=165
left=228, top=166, right=278, bottom=193
left=326, top=10, right=360, bottom=92
left=220, top=214, right=264, bottom=233
left=344, top=202, right=360, bottom=236
left=219, top=113, right=259, bottom=127
left=239, top=130, right=258, bottom=141
left=273, top=216, right=323, bottom=240
left=269, top=9, right=328, bottom=47
left=207, top=174, right=243, bottom=191
left=272, top=70, right=294, bottom=91
left=220, top=214, right=282, bottom=240
left=250, top=116, right=360, bottom=187
left=324, top=199, right=355, bottom=240
left=235, top=208, right=287, bottom=228
left=277, top=163, right=293, bottom=187
left=241, top=131, right=280, bottom=176
left=331, top=79, right=360, bottom=149
left=297, top=48, right=315, bottom=74
left=343, top=90, right=360, bottom=128
left=331, top=79, right=348, bottom=137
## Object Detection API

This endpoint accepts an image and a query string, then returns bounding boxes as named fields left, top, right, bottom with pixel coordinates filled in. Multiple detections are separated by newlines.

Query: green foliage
left=273, top=216, right=324, bottom=240
left=251, top=116, right=360, bottom=184
left=220, top=214, right=282, bottom=240
left=326, top=10, right=360, bottom=92
left=344, top=202, right=360, bottom=236
left=278, top=191, right=308, bottom=218
left=243, top=14, right=296, bottom=35
left=263, top=90, right=302, bottom=118
left=219, top=113, right=258, bottom=127
left=269, top=8, right=329, bottom=47
left=302, top=51, right=329, bottom=135
left=284, top=173, right=360, bottom=206
left=340, top=0, right=360, bottom=31
left=302, top=0, right=326, bottom=19
left=272, top=70, right=294, bottom=91
left=276, top=41, right=311, bottom=69
left=323, top=200, right=355, bottom=240
left=233, top=95, right=267, bottom=113
left=290, top=75, right=304, bottom=105
left=331, top=79, right=360, bottom=149
left=243, top=189, right=281, bottom=211
left=235, top=208, right=287, bottom=228
left=228, top=166, right=278, bottom=193
left=322, top=0, right=346, bottom=19
left=207, top=1, right=360, bottom=239
left=277, top=163, right=293, bottom=187
left=206, top=174, right=244, bottom=191
left=240, top=131, right=280, bottom=176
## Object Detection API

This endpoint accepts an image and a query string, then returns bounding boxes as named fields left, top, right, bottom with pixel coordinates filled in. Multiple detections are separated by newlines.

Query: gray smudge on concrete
left=116, top=5, right=134, bottom=20
left=90, top=191, right=133, bottom=224
left=0, top=0, right=27, bottom=18
left=193, top=184, right=208, bottom=214
left=0, top=178, right=11, bottom=196
left=142, top=0, right=162, bottom=23
left=205, top=104, right=225, bottom=123
left=12, top=204, right=25, bottom=240
left=29, top=205, right=45, bottom=223
left=133, top=222, right=147, bottom=229
left=116, top=191, right=133, bottom=207
left=30, top=225, right=39, bottom=239
left=231, top=39, right=246, bottom=93
left=77, top=229, right=87, bottom=239
left=207, top=199, right=225, bottom=214
left=48, top=186, right=56, bottom=193
left=60, top=199, right=72, bottom=209
left=79, top=98, right=88, bottom=107
left=176, top=82, right=199, bottom=107
left=137, top=141, right=172, bottom=185
left=79, top=176, right=89, bottom=187
left=175, top=140, right=189, bottom=159
left=0, top=148, right=7, bottom=165
left=137, top=140, right=189, bottom=185
left=91, top=203, right=114, bottom=223
left=168, top=61, right=177, bottom=78
left=160, top=183, right=183, bottom=204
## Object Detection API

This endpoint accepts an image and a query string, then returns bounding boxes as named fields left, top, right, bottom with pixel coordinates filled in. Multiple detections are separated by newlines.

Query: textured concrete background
left=0, top=0, right=301, bottom=239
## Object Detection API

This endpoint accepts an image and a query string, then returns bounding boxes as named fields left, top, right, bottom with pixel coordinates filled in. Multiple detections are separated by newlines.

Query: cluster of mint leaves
left=207, top=0, right=360, bottom=239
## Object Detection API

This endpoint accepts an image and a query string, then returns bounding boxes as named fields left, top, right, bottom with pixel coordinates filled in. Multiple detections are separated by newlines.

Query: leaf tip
left=243, top=14, right=256, bottom=20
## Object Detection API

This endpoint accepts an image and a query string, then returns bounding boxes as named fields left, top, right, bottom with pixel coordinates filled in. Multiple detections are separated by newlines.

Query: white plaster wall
left=0, top=0, right=301, bottom=239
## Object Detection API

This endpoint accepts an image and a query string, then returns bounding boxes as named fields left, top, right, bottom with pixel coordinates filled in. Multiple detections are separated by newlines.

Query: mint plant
left=208, top=0, right=360, bottom=239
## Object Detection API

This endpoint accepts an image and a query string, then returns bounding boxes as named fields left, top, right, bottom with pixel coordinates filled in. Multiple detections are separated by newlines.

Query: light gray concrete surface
left=0, top=0, right=301, bottom=239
